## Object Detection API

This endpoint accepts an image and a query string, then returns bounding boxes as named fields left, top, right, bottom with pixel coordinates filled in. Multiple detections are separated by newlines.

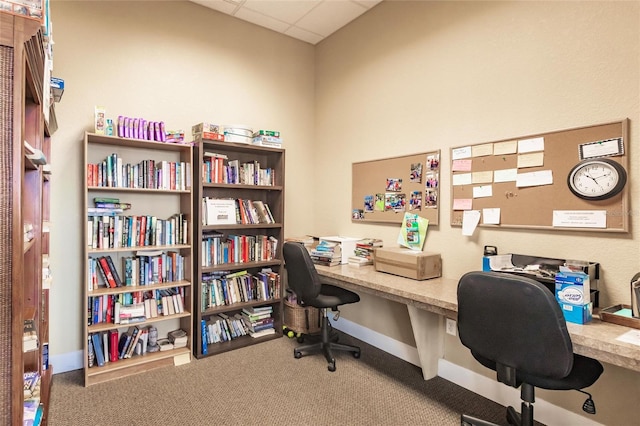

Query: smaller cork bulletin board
left=352, top=151, right=441, bottom=225
left=450, top=119, right=629, bottom=233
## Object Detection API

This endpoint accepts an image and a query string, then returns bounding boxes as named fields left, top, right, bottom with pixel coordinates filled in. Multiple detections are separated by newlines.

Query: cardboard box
left=319, top=236, right=361, bottom=265
left=374, top=247, right=442, bottom=280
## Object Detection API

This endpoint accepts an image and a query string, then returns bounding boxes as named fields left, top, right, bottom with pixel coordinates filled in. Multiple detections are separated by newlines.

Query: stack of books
left=310, top=240, right=342, bottom=267
left=348, top=238, right=383, bottom=267
left=241, top=306, right=276, bottom=338
left=252, top=130, right=282, bottom=148
left=23, top=371, right=43, bottom=426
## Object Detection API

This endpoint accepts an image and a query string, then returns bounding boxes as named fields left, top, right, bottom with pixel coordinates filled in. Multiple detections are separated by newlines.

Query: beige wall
left=49, top=1, right=639, bottom=424
left=314, top=1, right=639, bottom=425
left=49, top=1, right=315, bottom=352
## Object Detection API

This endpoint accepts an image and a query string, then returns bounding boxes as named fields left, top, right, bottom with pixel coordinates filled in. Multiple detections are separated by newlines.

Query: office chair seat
left=471, top=351, right=603, bottom=391
left=457, top=271, right=603, bottom=426
left=283, top=242, right=362, bottom=372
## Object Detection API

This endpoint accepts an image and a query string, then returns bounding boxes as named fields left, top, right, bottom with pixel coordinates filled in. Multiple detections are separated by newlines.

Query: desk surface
left=316, top=264, right=640, bottom=373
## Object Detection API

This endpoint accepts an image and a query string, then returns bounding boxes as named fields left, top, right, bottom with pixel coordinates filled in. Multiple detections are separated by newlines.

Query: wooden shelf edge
left=85, top=347, right=191, bottom=386
left=202, top=332, right=282, bottom=357
left=88, top=311, right=192, bottom=333
left=88, top=279, right=191, bottom=296
left=87, top=186, right=190, bottom=194
left=88, top=244, right=190, bottom=254
left=202, top=259, right=282, bottom=272
left=201, top=298, right=282, bottom=317
left=86, top=132, right=193, bottom=151
left=203, top=183, right=283, bottom=191
left=203, top=223, right=282, bottom=230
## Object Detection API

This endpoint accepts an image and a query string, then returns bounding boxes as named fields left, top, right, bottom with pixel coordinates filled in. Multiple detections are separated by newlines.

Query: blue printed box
left=555, top=271, right=592, bottom=324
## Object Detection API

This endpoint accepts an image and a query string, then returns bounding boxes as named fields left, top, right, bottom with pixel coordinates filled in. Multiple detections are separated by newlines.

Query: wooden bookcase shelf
left=83, top=132, right=194, bottom=386
left=2, top=13, right=54, bottom=424
left=192, top=138, right=285, bottom=358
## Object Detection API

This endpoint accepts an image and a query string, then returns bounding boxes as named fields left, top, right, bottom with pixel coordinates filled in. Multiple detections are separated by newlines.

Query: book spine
left=201, top=319, right=208, bottom=355
left=105, top=256, right=123, bottom=287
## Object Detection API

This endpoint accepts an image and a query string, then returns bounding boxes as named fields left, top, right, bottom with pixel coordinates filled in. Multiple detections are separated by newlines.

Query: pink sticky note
left=452, top=159, right=472, bottom=172
left=453, top=198, right=473, bottom=210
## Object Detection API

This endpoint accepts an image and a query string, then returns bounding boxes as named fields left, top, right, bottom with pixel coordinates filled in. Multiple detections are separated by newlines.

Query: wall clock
left=567, top=158, right=627, bottom=201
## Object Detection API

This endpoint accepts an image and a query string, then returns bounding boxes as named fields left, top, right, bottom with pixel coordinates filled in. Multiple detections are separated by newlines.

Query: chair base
left=292, top=312, right=360, bottom=371
left=461, top=403, right=532, bottom=426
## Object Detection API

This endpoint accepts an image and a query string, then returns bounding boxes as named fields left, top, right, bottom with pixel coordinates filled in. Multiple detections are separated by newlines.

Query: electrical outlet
left=446, top=318, right=457, bottom=336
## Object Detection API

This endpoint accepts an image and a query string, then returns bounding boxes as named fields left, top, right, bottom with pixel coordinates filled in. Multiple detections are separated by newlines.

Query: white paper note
left=518, top=137, right=544, bottom=153
left=452, top=146, right=472, bottom=160
left=494, top=168, right=517, bottom=183
left=473, top=185, right=493, bottom=198
left=462, top=210, right=481, bottom=236
left=516, top=170, right=553, bottom=187
left=552, top=210, right=607, bottom=228
left=453, top=173, right=472, bottom=186
left=482, top=208, right=500, bottom=224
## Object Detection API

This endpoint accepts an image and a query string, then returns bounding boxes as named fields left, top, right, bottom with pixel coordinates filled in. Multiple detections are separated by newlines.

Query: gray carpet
left=49, top=332, right=513, bottom=425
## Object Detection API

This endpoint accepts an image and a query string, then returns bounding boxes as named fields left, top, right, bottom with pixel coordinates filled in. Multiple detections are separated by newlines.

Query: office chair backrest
left=457, top=271, right=574, bottom=381
left=283, top=242, right=323, bottom=304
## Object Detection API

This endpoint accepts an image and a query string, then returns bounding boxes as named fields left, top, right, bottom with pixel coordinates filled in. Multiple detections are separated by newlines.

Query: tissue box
left=558, top=301, right=593, bottom=324
left=374, top=247, right=442, bottom=280
left=555, top=271, right=592, bottom=324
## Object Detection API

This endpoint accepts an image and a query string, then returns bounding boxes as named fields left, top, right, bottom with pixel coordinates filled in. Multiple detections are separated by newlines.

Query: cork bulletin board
left=352, top=151, right=441, bottom=225
left=450, top=119, right=629, bottom=233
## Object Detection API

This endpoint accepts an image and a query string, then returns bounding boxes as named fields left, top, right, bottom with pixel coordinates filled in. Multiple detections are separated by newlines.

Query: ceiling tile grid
left=190, top=0, right=383, bottom=45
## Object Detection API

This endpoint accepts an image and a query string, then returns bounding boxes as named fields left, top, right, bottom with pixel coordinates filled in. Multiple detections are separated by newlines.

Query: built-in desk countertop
left=316, top=264, right=640, bottom=377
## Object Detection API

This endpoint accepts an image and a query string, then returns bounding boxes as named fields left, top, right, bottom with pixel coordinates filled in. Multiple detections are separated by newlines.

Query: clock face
left=567, top=158, right=627, bottom=201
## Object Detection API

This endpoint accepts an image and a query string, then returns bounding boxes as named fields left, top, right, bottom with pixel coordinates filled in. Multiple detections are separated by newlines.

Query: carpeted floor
left=48, top=333, right=513, bottom=425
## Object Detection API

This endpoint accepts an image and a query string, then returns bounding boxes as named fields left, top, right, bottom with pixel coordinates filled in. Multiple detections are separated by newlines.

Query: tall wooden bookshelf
left=83, top=132, right=193, bottom=386
left=2, top=13, right=55, bottom=425
left=192, top=137, right=285, bottom=359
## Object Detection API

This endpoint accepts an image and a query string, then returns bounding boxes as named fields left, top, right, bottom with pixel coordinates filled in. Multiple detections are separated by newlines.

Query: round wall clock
left=567, top=158, right=627, bottom=201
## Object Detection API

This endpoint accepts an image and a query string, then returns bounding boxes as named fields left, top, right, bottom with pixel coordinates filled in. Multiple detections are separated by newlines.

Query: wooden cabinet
left=1, top=13, right=54, bottom=425
left=192, top=138, right=285, bottom=358
left=83, top=132, right=193, bottom=386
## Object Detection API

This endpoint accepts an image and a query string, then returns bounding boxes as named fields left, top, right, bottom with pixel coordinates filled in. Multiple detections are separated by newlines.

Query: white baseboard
left=332, top=317, right=602, bottom=426
left=51, top=350, right=83, bottom=374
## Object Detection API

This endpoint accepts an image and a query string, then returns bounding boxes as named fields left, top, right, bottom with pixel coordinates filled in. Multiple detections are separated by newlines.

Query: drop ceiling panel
left=189, top=0, right=383, bottom=44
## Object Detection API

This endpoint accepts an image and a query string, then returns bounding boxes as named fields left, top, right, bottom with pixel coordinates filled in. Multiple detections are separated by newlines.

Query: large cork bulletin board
left=352, top=151, right=441, bottom=225
left=450, top=119, right=629, bottom=233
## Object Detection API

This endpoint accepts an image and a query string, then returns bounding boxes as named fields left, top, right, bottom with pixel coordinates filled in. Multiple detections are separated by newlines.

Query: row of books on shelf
left=24, top=371, right=43, bottom=426
left=347, top=238, right=384, bottom=267
left=203, top=197, right=275, bottom=225
left=87, top=213, right=188, bottom=249
left=88, top=287, right=185, bottom=326
left=201, top=233, right=278, bottom=267
left=87, top=155, right=191, bottom=190
left=201, top=306, right=276, bottom=352
left=203, top=152, right=276, bottom=186
left=88, top=252, right=185, bottom=291
left=201, top=270, right=281, bottom=309
left=88, top=325, right=187, bottom=367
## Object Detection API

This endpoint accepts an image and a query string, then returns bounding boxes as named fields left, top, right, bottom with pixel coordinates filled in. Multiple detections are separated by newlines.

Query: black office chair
left=457, top=271, right=603, bottom=426
left=283, top=241, right=361, bottom=372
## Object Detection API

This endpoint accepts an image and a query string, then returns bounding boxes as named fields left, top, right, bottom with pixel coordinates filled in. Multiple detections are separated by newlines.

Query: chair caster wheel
left=294, top=350, right=302, bottom=359
left=328, top=362, right=336, bottom=372
left=353, top=351, right=361, bottom=359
